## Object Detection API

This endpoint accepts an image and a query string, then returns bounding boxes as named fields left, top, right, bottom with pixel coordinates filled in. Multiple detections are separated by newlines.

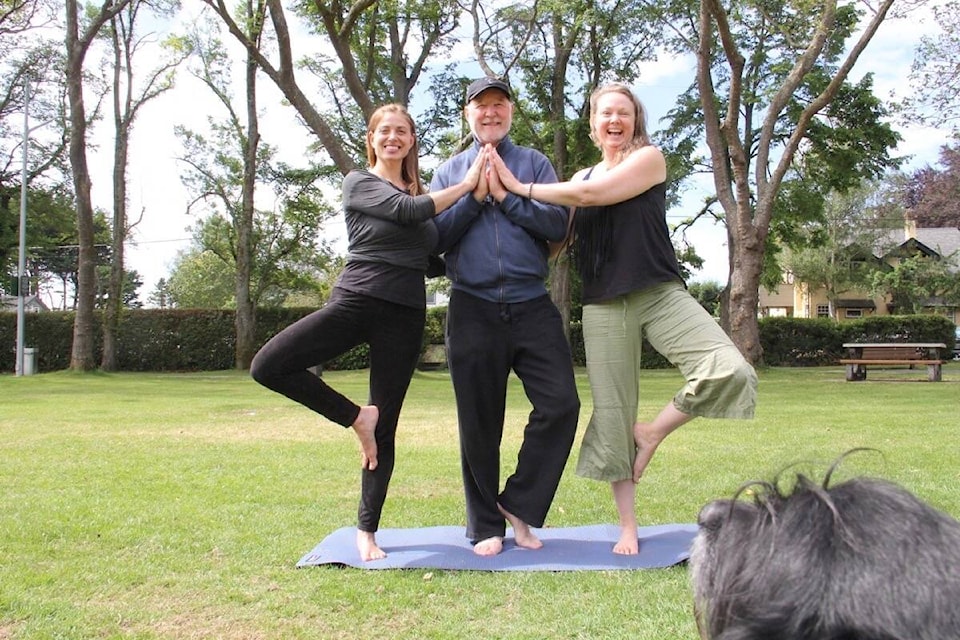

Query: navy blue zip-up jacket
left=430, top=137, right=568, bottom=303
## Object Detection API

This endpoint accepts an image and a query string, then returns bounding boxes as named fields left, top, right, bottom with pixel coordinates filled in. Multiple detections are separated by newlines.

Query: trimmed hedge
left=759, top=314, right=957, bottom=366
left=0, top=308, right=364, bottom=373
left=1, top=307, right=955, bottom=373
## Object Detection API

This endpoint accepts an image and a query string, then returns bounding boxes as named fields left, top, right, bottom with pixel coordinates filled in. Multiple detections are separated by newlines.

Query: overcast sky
left=79, top=3, right=952, bottom=307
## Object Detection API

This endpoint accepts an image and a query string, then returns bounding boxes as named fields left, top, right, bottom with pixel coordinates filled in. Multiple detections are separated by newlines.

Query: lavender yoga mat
left=297, top=523, right=698, bottom=571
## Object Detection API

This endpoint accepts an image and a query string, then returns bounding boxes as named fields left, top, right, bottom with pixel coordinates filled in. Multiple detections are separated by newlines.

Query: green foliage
left=0, top=307, right=370, bottom=373
left=166, top=248, right=236, bottom=309
left=759, top=316, right=846, bottom=366
left=837, top=312, right=956, bottom=347
left=687, top=281, right=723, bottom=317
left=871, top=253, right=960, bottom=314
left=95, top=265, right=143, bottom=309
left=793, top=74, right=902, bottom=192
left=783, top=182, right=903, bottom=305
left=423, top=305, right=446, bottom=345
left=3, top=301, right=954, bottom=375
left=1, top=186, right=85, bottom=286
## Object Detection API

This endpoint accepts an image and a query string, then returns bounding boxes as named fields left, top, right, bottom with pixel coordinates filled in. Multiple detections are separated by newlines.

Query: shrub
left=2, top=308, right=953, bottom=373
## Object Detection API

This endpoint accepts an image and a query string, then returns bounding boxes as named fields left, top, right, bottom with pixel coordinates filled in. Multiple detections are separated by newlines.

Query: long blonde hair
left=365, top=104, right=425, bottom=196
left=588, top=83, right=651, bottom=166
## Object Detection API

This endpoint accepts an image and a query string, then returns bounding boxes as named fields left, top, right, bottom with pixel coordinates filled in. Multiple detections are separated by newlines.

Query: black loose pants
left=445, top=290, right=580, bottom=543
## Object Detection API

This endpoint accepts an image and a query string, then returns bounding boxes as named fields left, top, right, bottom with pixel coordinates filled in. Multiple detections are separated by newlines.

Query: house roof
left=876, top=226, right=960, bottom=271
left=0, top=294, right=49, bottom=312
left=835, top=299, right=877, bottom=309
left=914, top=227, right=960, bottom=258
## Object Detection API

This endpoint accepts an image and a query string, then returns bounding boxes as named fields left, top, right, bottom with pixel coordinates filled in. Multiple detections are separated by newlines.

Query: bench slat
left=859, top=348, right=925, bottom=359
left=840, top=359, right=944, bottom=365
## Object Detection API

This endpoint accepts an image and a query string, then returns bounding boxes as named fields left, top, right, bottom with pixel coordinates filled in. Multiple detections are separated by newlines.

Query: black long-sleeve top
left=336, top=169, right=438, bottom=309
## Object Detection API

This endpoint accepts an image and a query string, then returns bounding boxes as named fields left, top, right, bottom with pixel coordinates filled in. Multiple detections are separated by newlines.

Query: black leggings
left=250, top=288, right=425, bottom=532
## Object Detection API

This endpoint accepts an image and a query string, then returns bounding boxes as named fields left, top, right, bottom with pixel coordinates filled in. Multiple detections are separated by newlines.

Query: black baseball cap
left=465, top=77, right=512, bottom=103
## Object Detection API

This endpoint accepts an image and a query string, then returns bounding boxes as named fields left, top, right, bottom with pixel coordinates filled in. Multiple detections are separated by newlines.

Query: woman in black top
left=489, top=84, right=756, bottom=555
left=251, top=104, right=486, bottom=561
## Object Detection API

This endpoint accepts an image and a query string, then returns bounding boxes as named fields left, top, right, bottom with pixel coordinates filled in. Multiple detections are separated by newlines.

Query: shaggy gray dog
left=690, top=463, right=960, bottom=640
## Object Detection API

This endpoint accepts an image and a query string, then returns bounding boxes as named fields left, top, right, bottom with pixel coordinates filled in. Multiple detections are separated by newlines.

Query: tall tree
left=785, top=182, right=902, bottom=317
left=871, top=251, right=960, bottom=314
left=906, top=0, right=960, bottom=133
left=65, top=0, right=133, bottom=370
left=671, top=0, right=901, bottom=363
left=165, top=247, right=235, bottom=308
left=201, top=0, right=462, bottom=176
left=234, top=0, right=262, bottom=370
left=902, top=143, right=960, bottom=228
left=177, top=18, right=332, bottom=365
left=467, top=0, right=663, bottom=332
left=1, top=2, right=72, bottom=284
left=100, top=0, right=185, bottom=370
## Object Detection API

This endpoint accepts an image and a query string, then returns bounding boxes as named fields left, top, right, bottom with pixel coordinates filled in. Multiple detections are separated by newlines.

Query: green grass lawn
left=2, top=364, right=958, bottom=639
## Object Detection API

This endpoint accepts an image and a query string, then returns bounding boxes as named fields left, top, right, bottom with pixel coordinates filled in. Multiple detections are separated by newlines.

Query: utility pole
left=16, top=79, right=30, bottom=376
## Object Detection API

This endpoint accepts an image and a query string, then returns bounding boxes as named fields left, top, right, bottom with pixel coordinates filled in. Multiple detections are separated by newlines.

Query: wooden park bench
left=840, top=343, right=946, bottom=382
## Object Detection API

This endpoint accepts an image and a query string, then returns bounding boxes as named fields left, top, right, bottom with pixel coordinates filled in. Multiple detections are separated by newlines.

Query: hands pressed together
left=462, top=144, right=528, bottom=204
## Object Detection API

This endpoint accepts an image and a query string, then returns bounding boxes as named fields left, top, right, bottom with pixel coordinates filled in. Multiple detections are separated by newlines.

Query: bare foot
left=352, top=405, right=379, bottom=471
left=473, top=536, right=504, bottom=556
left=613, top=526, right=639, bottom=555
left=498, top=504, right=543, bottom=550
left=632, top=421, right=660, bottom=483
left=357, top=530, right=386, bottom=561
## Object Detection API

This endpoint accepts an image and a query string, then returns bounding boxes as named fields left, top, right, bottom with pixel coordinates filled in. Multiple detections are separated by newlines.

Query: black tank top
left=573, top=178, right=683, bottom=304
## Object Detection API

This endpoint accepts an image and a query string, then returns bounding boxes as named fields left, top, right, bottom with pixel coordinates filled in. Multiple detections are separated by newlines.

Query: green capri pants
left=575, top=280, right=757, bottom=482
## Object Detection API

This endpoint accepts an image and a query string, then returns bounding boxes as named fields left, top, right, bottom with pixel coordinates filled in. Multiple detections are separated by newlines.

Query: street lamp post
left=16, top=79, right=30, bottom=376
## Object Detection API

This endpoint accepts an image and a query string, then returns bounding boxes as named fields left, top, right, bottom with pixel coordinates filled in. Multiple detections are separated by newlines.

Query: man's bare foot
left=632, top=421, right=660, bottom=483
left=613, top=526, right=639, bottom=555
left=474, top=536, right=503, bottom=556
left=498, top=503, right=543, bottom=550
left=357, top=530, right=386, bottom=561
left=352, top=405, right=379, bottom=470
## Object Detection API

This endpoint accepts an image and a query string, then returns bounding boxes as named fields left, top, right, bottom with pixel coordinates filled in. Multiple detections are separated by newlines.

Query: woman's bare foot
left=498, top=504, right=543, bottom=550
left=352, top=405, right=379, bottom=471
left=633, top=404, right=694, bottom=482
left=632, top=421, right=660, bottom=483
left=613, top=526, right=639, bottom=555
left=357, top=530, right=386, bottom=561
left=473, top=536, right=503, bottom=556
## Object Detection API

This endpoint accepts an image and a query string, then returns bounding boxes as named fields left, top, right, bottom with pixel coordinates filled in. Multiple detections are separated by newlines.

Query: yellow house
left=759, top=225, right=960, bottom=324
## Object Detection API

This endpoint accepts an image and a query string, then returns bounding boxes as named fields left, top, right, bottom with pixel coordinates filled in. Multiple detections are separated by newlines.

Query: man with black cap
left=430, top=77, right=580, bottom=556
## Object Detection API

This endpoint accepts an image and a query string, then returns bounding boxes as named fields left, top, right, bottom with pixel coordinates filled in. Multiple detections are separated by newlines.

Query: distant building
left=0, top=294, right=49, bottom=313
left=759, top=225, right=960, bottom=324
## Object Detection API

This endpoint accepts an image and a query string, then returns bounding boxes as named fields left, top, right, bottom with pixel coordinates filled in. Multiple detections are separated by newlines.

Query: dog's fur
left=690, top=463, right=960, bottom=640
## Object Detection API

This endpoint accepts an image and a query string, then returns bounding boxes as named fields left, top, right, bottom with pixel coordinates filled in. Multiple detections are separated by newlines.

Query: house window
left=816, top=305, right=830, bottom=318
left=845, top=308, right=863, bottom=318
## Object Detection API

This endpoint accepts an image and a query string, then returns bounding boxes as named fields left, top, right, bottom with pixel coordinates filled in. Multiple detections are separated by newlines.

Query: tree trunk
left=65, top=1, right=97, bottom=371
left=549, top=257, right=571, bottom=341
left=726, top=235, right=763, bottom=364
left=102, top=27, right=130, bottom=372
left=65, top=0, right=132, bottom=371
left=234, top=2, right=261, bottom=370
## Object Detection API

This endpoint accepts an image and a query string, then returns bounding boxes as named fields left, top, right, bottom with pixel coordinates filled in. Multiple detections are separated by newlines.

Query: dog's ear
left=697, top=499, right=753, bottom=533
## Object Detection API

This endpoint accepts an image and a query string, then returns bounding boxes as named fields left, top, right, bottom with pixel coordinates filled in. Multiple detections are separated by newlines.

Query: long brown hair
left=588, top=83, right=651, bottom=166
left=365, top=104, right=425, bottom=196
